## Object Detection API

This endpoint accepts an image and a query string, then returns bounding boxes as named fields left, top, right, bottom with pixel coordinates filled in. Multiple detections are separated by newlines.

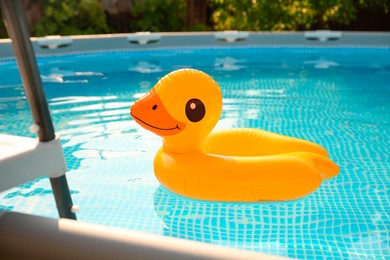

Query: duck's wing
left=203, top=128, right=329, bottom=157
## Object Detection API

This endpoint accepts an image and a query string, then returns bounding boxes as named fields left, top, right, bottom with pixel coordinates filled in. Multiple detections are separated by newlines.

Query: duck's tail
left=287, top=152, right=340, bottom=181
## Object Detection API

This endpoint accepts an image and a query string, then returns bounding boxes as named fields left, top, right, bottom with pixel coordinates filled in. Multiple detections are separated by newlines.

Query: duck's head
left=130, top=69, right=222, bottom=153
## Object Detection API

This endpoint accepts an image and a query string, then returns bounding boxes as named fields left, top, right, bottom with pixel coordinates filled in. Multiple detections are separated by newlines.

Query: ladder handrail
left=0, top=0, right=76, bottom=220
left=1, top=0, right=54, bottom=142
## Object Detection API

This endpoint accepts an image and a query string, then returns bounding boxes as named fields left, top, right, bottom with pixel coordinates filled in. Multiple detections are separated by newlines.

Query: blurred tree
left=129, top=0, right=187, bottom=32
left=103, top=0, right=135, bottom=33
left=0, top=0, right=389, bottom=39
left=358, top=0, right=389, bottom=12
left=32, top=0, right=110, bottom=36
left=0, top=16, right=7, bottom=38
left=186, top=0, right=211, bottom=31
left=211, top=0, right=389, bottom=31
left=336, top=0, right=390, bottom=31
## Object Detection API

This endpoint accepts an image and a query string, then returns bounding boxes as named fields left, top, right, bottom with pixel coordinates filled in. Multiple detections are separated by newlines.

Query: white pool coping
left=1, top=31, right=389, bottom=58
left=0, top=211, right=288, bottom=259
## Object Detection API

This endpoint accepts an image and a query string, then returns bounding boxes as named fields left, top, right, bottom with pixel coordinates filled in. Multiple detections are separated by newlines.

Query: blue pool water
left=0, top=47, right=389, bottom=259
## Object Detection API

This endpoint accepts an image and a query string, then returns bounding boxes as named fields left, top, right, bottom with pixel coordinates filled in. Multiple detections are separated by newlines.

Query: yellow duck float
left=130, top=69, right=339, bottom=202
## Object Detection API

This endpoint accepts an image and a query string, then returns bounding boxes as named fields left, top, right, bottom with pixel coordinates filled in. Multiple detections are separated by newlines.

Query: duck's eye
left=185, top=99, right=205, bottom=122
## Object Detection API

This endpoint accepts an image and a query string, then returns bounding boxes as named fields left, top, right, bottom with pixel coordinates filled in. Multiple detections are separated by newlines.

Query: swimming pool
left=0, top=46, right=389, bottom=259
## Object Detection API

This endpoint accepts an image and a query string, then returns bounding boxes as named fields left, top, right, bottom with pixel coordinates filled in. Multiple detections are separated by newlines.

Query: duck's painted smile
left=130, top=89, right=186, bottom=136
left=130, top=112, right=182, bottom=131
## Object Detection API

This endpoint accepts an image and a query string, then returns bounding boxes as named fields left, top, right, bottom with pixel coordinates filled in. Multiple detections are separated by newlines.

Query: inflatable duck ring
left=131, top=69, right=339, bottom=202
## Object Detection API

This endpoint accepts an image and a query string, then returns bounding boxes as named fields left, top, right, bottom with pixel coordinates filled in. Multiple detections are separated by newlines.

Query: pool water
left=0, top=47, right=389, bottom=259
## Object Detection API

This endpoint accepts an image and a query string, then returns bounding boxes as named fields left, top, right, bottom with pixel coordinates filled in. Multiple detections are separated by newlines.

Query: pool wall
left=1, top=31, right=389, bottom=58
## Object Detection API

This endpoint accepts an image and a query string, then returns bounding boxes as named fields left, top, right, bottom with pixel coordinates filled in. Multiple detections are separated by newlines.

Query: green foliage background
left=0, top=17, right=5, bottom=38
left=130, top=0, right=187, bottom=32
left=32, top=0, right=109, bottom=36
left=0, top=0, right=389, bottom=38
left=211, top=0, right=389, bottom=31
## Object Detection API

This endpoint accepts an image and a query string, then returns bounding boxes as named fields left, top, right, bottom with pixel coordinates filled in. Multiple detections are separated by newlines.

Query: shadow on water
left=152, top=185, right=389, bottom=259
left=153, top=185, right=312, bottom=256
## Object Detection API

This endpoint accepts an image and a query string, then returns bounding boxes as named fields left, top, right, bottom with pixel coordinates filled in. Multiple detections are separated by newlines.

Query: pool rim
left=1, top=31, right=389, bottom=58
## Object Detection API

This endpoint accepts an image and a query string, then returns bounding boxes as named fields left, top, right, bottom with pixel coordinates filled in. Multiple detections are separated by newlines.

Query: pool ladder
left=0, top=0, right=77, bottom=220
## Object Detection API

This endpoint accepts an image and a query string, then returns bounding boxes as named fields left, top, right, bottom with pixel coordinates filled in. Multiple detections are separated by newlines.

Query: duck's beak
left=130, top=89, right=186, bottom=136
